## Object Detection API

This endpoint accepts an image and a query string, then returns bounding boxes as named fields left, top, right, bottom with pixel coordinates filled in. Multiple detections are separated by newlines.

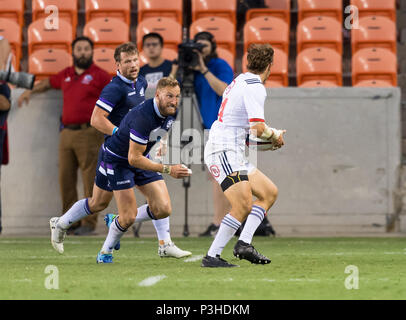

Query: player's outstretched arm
left=128, top=140, right=190, bottom=179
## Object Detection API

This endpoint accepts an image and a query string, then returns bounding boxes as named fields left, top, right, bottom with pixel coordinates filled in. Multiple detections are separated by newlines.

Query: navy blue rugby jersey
left=104, top=98, right=177, bottom=160
left=95, top=71, right=148, bottom=128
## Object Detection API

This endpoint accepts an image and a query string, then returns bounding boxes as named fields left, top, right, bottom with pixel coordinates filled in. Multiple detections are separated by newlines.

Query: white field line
left=138, top=275, right=167, bottom=287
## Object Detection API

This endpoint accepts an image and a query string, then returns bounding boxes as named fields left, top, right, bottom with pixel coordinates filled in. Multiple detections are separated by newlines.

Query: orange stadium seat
left=351, top=16, right=397, bottom=55
left=352, top=47, right=397, bottom=86
left=190, top=17, right=236, bottom=57
left=246, top=0, right=290, bottom=26
left=191, top=0, right=236, bottom=25
left=85, top=0, right=131, bottom=25
left=138, top=0, right=182, bottom=25
left=351, top=0, right=396, bottom=22
left=243, top=16, right=289, bottom=55
left=93, top=47, right=116, bottom=76
left=28, top=18, right=73, bottom=55
left=297, top=16, right=342, bottom=55
left=28, top=48, right=72, bottom=80
left=138, top=51, right=148, bottom=67
left=0, top=0, right=24, bottom=27
left=139, top=48, right=178, bottom=68
left=0, top=18, right=22, bottom=70
left=217, top=47, right=234, bottom=71
left=297, top=0, right=342, bottom=23
left=264, top=80, right=284, bottom=88
left=242, top=48, right=288, bottom=87
left=32, top=0, right=78, bottom=37
left=136, top=17, right=182, bottom=52
left=296, top=47, right=342, bottom=86
left=83, top=17, right=130, bottom=50
left=299, top=80, right=339, bottom=87
left=353, top=79, right=394, bottom=87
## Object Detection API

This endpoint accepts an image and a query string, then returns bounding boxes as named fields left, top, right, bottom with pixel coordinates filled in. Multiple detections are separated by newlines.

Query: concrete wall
left=1, top=87, right=403, bottom=236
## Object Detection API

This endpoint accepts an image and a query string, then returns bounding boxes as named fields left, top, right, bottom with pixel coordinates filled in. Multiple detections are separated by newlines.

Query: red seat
left=298, top=0, right=342, bottom=23
left=246, top=0, right=290, bottom=26
left=191, top=0, right=236, bottom=26
left=242, top=48, right=288, bottom=87
left=296, top=47, right=342, bottom=86
left=138, top=0, right=182, bottom=25
left=85, top=0, right=131, bottom=25
left=299, top=80, right=338, bottom=87
left=28, top=48, right=72, bottom=81
left=351, top=16, right=397, bottom=55
left=28, top=18, right=73, bottom=55
left=243, top=16, right=289, bottom=55
left=264, top=80, right=284, bottom=88
left=0, top=0, right=24, bottom=27
left=352, top=47, right=397, bottom=86
left=353, top=79, right=394, bottom=87
left=93, top=47, right=116, bottom=77
left=83, top=17, right=130, bottom=50
left=351, top=0, right=396, bottom=22
left=32, top=0, right=78, bottom=37
left=0, top=18, right=22, bottom=70
left=297, top=16, right=342, bottom=55
left=136, top=17, right=182, bottom=52
left=190, top=17, right=236, bottom=57
left=217, top=47, right=234, bottom=71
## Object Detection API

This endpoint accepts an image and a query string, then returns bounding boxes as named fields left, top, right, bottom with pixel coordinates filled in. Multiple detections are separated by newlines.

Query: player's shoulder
left=238, top=73, right=265, bottom=92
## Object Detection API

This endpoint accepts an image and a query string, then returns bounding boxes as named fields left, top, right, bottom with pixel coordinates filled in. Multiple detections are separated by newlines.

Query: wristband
left=112, top=127, right=118, bottom=135
left=260, top=125, right=281, bottom=141
left=162, top=165, right=171, bottom=174
left=202, top=69, right=209, bottom=76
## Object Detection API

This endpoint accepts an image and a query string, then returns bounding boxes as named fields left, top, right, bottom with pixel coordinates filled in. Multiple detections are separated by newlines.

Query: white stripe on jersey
left=96, top=99, right=113, bottom=112
left=130, top=133, right=148, bottom=145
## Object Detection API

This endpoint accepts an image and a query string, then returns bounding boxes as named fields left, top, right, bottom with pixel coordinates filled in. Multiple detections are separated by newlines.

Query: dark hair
left=71, top=36, right=94, bottom=50
left=193, top=31, right=218, bottom=61
left=114, top=42, right=138, bottom=62
left=142, top=32, right=164, bottom=47
left=247, top=43, right=274, bottom=74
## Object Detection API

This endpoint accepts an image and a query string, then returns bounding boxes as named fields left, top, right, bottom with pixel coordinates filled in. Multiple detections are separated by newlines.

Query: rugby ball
left=246, top=134, right=276, bottom=151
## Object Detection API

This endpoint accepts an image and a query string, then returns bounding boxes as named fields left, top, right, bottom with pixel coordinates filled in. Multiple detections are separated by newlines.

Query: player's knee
left=262, top=184, right=278, bottom=209
left=120, top=213, right=136, bottom=228
left=88, top=197, right=109, bottom=213
left=153, top=202, right=172, bottom=219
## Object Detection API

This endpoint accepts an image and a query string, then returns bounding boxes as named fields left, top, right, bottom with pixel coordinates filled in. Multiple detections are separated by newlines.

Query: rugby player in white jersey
left=202, top=44, right=286, bottom=267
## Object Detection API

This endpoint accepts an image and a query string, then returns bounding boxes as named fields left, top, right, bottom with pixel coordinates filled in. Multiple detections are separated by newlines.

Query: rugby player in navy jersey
left=50, top=43, right=191, bottom=259
left=96, top=77, right=190, bottom=263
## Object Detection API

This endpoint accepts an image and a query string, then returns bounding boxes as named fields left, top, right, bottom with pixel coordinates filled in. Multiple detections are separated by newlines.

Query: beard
left=73, top=55, right=93, bottom=69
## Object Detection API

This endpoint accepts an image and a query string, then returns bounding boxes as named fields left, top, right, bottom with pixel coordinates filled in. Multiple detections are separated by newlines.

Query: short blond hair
left=156, top=77, right=180, bottom=90
left=247, top=43, right=274, bottom=74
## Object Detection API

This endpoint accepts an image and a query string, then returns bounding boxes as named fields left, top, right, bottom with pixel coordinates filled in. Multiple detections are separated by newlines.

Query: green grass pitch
left=0, top=236, right=405, bottom=300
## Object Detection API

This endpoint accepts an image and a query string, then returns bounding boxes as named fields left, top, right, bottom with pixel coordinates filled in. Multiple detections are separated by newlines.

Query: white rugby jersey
left=206, top=72, right=266, bottom=153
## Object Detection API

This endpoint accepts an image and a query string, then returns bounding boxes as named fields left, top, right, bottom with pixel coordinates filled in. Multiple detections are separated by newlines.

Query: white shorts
left=204, top=147, right=256, bottom=185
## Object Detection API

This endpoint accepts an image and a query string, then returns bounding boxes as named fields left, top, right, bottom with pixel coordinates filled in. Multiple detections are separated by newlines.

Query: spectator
left=17, top=36, right=112, bottom=235
left=139, top=33, right=177, bottom=89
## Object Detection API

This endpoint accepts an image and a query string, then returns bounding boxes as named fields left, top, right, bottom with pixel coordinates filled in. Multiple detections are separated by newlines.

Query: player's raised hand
left=169, top=164, right=192, bottom=179
left=273, top=130, right=287, bottom=149
left=17, top=90, right=31, bottom=107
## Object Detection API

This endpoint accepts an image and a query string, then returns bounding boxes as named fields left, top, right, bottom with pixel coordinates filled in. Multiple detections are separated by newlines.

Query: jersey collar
left=116, top=71, right=137, bottom=88
left=153, top=98, right=165, bottom=119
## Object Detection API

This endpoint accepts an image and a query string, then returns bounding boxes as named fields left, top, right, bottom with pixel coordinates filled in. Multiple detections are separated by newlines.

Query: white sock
left=207, top=213, right=241, bottom=257
left=239, top=205, right=266, bottom=244
left=153, top=217, right=171, bottom=243
left=101, top=218, right=126, bottom=254
left=134, top=204, right=155, bottom=223
left=57, top=199, right=92, bottom=230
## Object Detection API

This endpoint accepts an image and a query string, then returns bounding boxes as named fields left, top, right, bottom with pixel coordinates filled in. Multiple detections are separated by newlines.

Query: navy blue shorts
left=94, top=145, right=112, bottom=192
left=103, top=149, right=163, bottom=191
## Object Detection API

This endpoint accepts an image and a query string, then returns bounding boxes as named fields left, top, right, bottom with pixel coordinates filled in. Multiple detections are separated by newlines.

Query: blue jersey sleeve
left=95, top=82, right=124, bottom=113
left=128, top=115, right=151, bottom=146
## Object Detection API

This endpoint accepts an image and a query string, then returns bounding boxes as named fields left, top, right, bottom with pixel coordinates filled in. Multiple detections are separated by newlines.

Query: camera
left=0, top=68, right=35, bottom=90
left=177, top=40, right=206, bottom=69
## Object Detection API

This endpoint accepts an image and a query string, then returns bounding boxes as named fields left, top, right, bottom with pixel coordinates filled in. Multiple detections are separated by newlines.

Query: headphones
left=193, top=31, right=217, bottom=53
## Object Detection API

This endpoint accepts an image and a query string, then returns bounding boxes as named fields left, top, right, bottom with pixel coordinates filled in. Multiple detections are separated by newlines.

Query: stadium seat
left=353, top=79, right=394, bottom=87
left=0, top=0, right=24, bottom=27
left=351, top=0, right=396, bottom=22
left=352, top=47, right=397, bottom=86
left=28, top=18, right=73, bottom=55
left=190, top=17, right=236, bottom=57
left=297, top=0, right=342, bottom=23
left=83, top=17, right=130, bottom=50
left=351, top=16, right=397, bottom=55
left=136, top=17, right=182, bottom=52
left=191, top=0, right=236, bottom=25
left=264, top=80, right=284, bottom=88
left=296, top=47, right=342, bottom=86
left=297, top=16, right=342, bottom=55
left=217, top=47, right=234, bottom=71
left=246, top=0, right=290, bottom=26
left=299, top=80, right=338, bottom=87
left=243, top=16, right=289, bottom=55
left=28, top=48, right=72, bottom=81
left=32, top=0, right=78, bottom=37
left=0, top=18, right=22, bottom=70
left=85, top=0, right=131, bottom=25
left=242, top=48, right=288, bottom=87
left=93, top=47, right=116, bottom=77
left=138, top=0, right=182, bottom=25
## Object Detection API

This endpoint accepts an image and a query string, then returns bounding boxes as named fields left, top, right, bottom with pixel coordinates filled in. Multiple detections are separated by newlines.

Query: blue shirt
left=0, top=83, right=11, bottom=127
left=95, top=71, right=148, bottom=129
left=194, top=58, right=234, bottom=129
left=139, top=60, right=173, bottom=89
left=105, top=98, right=177, bottom=160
